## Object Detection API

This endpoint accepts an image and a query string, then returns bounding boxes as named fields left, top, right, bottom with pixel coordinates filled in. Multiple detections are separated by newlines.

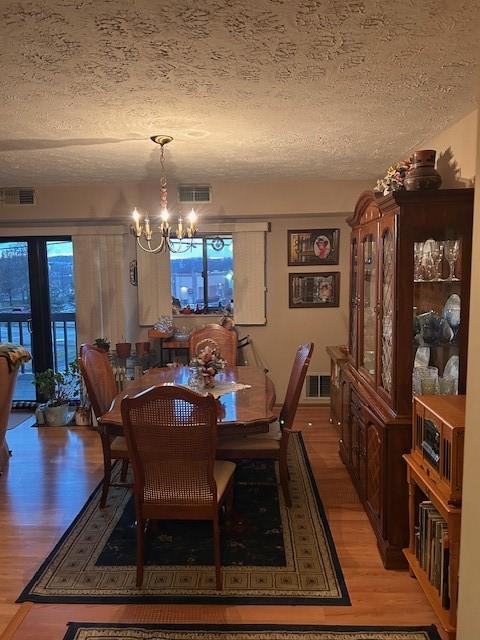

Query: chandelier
left=131, top=135, right=198, bottom=253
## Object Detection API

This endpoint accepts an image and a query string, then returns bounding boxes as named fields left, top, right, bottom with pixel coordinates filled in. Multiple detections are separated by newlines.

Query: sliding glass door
left=0, top=237, right=76, bottom=401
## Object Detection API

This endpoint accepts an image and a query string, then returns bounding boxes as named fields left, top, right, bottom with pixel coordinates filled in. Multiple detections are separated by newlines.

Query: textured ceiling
left=0, top=0, right=479, bottom=186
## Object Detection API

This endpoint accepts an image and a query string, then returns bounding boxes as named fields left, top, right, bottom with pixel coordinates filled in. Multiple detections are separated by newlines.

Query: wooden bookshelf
left=403, top=453, right=461, bottom=640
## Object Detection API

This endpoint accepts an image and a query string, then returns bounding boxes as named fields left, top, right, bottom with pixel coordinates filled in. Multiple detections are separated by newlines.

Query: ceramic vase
left=116, top=342, right=132, bottom=359
left=404, top=149, right=442, bottom=191
left=135, top=341, right=150, bottom=356
left=44, top=404, right=70, bottom=426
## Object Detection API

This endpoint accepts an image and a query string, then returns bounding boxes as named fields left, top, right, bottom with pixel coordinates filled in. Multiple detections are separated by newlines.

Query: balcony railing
left=0, top=312, right=77, bottom=400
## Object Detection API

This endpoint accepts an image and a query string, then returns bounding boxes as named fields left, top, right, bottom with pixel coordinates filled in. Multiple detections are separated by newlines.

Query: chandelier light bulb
left=132, top=207, right=141, bottom=235
left=160, top=207, right=170, bottom=223
left=187, top=209, right=198, bottom=224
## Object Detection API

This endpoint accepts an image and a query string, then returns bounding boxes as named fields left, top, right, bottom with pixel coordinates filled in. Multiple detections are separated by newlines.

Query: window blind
left=136, top=235, right=172, bottom=326
left=233, top=230, right=266, bottom=325
left=72, top=235, right=126, bottom=345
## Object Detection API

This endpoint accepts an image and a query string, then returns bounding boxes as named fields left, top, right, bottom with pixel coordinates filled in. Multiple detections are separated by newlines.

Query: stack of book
left=414, top=500, right=450, bottom=608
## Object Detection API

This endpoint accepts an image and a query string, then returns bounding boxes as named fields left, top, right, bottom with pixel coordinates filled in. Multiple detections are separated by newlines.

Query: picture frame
left=288, top=228, right=340, bottom=266
left=289, top=272, right=340, bottom=308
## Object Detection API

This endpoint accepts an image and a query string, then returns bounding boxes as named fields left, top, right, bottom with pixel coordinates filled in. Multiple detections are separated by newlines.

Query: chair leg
left=226, top=482, right=234, bottom=518
left=213, top=513, right=222, bottom=590
left=120, top=459, right=129, bottom=481
left=279, top=458, right=292, bottom=508
left=136, top=517, right=145, bottom=588
left=99, top=433, right=112, bottom=508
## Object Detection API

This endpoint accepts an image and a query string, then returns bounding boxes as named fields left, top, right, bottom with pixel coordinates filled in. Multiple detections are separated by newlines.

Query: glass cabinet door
left=349, top=232, right=359, bottom=365
left=379, top=222, right=395, bottom=399
left=412, top=236, right=462, bottom=397
left=360, top=229, right=377, bottom=379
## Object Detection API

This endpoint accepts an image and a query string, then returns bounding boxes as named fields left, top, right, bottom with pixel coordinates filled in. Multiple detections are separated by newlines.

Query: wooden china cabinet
left=332, top=188, right=473, bottom=569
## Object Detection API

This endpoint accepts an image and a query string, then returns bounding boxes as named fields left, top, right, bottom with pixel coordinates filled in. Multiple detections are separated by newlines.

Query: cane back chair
left=121, top=384, right=236, bottom=589
left=189, top=324, right=237, bottom=366
left=216, top=342, right=314, bottom=507
left=79, top=344, right=129, bottom=508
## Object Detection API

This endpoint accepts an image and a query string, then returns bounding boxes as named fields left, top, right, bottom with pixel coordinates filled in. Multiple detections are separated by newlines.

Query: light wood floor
left=0, top=407, right=445, bottom=640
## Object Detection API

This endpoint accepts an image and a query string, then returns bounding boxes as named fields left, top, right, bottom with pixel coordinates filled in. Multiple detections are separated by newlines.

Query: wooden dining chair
left=216, top=342, right=314, bottom=507
left=121, top=385, right=236, bottom=589
left=79, top=344, right=129, bottom=508
left=189, top=324, right=237, bottom=366
left=0, top=357, right=19, bottom=472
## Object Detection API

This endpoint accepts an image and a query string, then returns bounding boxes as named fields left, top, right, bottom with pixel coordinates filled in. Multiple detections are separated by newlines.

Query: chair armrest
left=283, top=427, right=301, bottom=434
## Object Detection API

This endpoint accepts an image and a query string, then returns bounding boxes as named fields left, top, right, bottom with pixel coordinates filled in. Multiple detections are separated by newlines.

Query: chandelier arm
left=167, top=237, right=194, bottom=253
left=136, top=235, right=167, bottom=254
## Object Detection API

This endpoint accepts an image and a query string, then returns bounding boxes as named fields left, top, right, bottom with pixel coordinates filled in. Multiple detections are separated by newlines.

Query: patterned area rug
left=18, top=434, right=349, bottom=605
left=63, top=623, right=441, bottom=640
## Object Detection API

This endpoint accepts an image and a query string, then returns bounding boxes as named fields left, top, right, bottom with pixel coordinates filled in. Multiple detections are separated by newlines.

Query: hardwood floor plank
left=0, top=408, right=446, bottom=639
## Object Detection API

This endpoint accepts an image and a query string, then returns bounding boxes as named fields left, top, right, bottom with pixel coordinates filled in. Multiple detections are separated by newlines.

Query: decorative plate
left=443, top=293, right=461, bottom=329
left=443, top=355, right=459, bottom=393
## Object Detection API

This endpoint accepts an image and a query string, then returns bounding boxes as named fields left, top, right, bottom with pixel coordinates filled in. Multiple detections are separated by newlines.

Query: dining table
left=99, top=365, right=276, bottom=436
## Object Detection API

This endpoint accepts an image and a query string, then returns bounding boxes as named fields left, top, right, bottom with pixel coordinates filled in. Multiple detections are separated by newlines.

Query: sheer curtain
left=73, top=235, right=127, bottom=345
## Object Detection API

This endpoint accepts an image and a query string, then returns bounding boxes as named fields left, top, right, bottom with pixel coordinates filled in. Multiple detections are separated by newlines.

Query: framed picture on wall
left=289, top=272, right=340, bottom=308
left=288, top=228, right=340, bottom=266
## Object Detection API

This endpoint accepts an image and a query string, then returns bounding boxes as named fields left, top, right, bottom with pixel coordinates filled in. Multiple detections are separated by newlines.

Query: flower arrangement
left=190, top=339, right=226, bottom=388
left=374, top=159, right=412, bottom=196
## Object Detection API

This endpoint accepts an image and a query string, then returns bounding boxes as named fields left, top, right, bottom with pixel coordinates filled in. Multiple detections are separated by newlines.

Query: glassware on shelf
left=421, top=376, right=438, bottom=394
left=445, top=240, right=460, bottom=281
left=423, top=251, right=435, bottom=281
left=431, top=241, right=444, bottom=280
left=412, top=365, right=439, bottom=395
left=439, top=376, right=455, bottom=395
left=414, top=242, right=424, bottom=281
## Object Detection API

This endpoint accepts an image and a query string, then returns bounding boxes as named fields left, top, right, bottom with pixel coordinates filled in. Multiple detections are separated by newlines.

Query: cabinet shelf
left=404, top=445, right=462, bottom=640
left=336, top=188, right=473, bottom=572
left=403, top=549, right=456, bottom=638
left=413, top=342, right=459, bottom=349
left=414, top=279, right=461, bottom=284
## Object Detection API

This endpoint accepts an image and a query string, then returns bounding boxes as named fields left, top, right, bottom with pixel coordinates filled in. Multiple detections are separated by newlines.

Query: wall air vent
left=0, top=187, right=35, bottom=206
left=178, top=184, right=211, bottom=203
left=303, top=373, right=330, bottom=402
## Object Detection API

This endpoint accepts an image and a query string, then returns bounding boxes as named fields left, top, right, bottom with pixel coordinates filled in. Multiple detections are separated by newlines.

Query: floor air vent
left=178, top=184, right=211, bottom=203
left=0, top=187, right=35, bottom=205
left=303, top=373, right=330, bottom=401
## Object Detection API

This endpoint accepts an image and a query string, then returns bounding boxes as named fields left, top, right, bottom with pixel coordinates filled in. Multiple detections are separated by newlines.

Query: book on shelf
left=416, top=500, right=450, bottom=609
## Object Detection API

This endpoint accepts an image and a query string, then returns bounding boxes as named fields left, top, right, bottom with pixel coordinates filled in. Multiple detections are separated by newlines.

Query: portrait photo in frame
left=288, top=228, right=340, bottom=266
left=289, top=272, right=340, bottom=308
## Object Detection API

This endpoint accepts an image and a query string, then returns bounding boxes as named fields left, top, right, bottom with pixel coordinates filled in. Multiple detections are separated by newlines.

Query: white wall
left=0, top=177, right=370, bottom=400
left=416, top=109, right=477, bottom=188
left=457, top=108, right=480, bottom=640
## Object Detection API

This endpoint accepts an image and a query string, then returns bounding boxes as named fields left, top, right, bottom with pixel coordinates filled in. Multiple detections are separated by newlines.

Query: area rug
left=18, top=434, right=349, bottom=605
left=63, top=623, right=442, bottom=640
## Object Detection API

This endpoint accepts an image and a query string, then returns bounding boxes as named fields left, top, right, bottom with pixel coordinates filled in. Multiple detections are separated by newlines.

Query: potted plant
left=33, top=367, right=77, bottom=426
left=135, top=341, right=150, bottom=357
left=93, top=337, right=110, bottom=352
left=115, top=338, right=132, bottom=359
left=68, top=360, right=91, bottom=426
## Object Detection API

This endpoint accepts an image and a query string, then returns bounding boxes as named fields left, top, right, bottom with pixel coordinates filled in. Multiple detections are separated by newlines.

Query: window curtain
left=136, top=235, right=172, bottom=326
left=134, top=224, right=268, bottom=327
left=232, top=230, right=266, bottom=325
left=72, top=235, right=127, bottom=346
